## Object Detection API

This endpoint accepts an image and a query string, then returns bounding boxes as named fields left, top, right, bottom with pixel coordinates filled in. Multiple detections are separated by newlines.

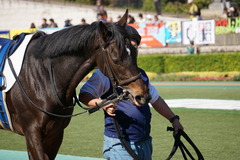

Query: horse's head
left=94, top=10, right=151, bottom=106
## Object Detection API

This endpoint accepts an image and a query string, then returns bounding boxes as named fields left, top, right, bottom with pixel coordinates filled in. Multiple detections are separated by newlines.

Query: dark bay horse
left=0, top=11, right=151, bottom=159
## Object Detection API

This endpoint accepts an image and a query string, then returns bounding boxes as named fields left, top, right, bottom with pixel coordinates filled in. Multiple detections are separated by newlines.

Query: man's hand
left=102, top=103, right=117, bottom=116
left=172, top=120, right=184, bottom=136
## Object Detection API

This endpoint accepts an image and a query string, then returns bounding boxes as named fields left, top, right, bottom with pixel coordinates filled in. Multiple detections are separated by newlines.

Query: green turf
left=157, top=87, right=240, bottom=100
left=2, top=108, right=239, bottom=159
left=1, top=86, right=240, bottom=159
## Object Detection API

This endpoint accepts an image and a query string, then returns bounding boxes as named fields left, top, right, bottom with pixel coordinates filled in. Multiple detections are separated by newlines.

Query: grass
left=156, top=87, right=240, bottom=100
left=1, top=85, right=240, bottom=159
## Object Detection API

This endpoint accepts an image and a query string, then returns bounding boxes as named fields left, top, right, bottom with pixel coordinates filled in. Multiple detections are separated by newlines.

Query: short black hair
left=125, top=25, right=141, bottom=45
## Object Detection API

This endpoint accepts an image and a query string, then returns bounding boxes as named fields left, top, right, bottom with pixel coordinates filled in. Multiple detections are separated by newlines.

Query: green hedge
left=137, top=53, right=240, bottom=73
left=137, top=54, right=165, bottom=73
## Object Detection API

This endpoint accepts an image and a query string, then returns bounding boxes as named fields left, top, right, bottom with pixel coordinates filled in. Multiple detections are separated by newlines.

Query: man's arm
left=152, top=97, right=183, bottom=135
left=79, top=92, right=116, bottom=116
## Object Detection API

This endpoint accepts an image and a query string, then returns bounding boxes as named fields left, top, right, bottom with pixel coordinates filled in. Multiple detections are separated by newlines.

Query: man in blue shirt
left=79, top=25, right=183, bottom=160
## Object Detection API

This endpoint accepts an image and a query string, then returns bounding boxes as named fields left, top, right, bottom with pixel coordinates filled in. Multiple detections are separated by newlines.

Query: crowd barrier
left=0, top=18, right=239, bottom=48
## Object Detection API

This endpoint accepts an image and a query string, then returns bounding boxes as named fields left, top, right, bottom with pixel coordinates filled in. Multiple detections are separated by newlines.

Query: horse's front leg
left=43, top=129, right=64, bottom=160
left=24, top=129, right=50, bottom=160
left=24, top=128, right=64, bottom=160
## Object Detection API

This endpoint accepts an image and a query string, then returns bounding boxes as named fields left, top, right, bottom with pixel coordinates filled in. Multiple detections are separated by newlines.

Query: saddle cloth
left=0, top=33, right=33, bottom=131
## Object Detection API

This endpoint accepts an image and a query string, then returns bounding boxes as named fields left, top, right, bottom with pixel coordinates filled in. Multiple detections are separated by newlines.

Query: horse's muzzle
left=135, top=93, right=152, bottom=106
left=126, top=91, right=151, bottom=106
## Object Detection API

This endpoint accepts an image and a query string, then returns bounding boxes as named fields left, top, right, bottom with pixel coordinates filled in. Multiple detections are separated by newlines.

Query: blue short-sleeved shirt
left=80, top=69, right=160, bottom=142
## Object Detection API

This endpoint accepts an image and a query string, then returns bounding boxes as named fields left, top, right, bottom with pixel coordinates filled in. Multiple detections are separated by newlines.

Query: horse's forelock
left=107, top=23, right=129, bottom=57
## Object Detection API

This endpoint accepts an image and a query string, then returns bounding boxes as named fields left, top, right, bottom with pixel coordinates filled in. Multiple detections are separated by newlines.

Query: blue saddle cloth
left=0, top=32, right=30, bottom=130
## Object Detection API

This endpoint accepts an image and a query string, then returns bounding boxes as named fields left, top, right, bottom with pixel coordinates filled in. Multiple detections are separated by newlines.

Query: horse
left=0, top=10, right=151, bottom=160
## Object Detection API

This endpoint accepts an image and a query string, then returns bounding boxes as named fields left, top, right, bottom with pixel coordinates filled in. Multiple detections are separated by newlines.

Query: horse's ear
left=97, top=21, right=110, bottom=42
left=117, top=9, right=128, bottom=26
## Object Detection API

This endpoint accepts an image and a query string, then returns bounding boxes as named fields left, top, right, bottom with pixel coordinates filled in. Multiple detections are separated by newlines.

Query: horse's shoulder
left=32, top=31, right=46, bottom=40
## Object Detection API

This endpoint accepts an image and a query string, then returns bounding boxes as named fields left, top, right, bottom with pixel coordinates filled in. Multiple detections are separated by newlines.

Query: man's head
left=188, top=0, right=193, bottom=4
left=125, top=25, right=141, bottom=47
left=49, top=18, right=54, bottom=23
left=42, top=18, right=47, bottom=24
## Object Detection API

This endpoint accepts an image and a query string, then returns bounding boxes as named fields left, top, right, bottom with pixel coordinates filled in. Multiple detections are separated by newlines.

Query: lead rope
left=101, top=44, right=142, bottom=160
left=166, top=127, right=204, bottom=160
left=113, top=117, right=142, bottom=160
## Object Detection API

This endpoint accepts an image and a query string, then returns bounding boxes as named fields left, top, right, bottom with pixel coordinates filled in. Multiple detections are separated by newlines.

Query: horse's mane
left=32, top=22, right=129, bottom=59
left=32, top=25, right=96, bottom=58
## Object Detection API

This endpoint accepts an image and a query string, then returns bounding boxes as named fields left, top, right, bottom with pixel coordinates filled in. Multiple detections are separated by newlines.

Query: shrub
left=163, top=0, right=211, bottom=14
left=137, top=54, right=165, bottom=73
left=138, top=53, right=240, bottom=73
left=233, top=75, right=240, bottom=81
left=142, top=0, right=155, bottom=12
left=163, top=2, right=189, bottom=14
left=147, top=71, right=239, bottom=81
left=193, top=0, right=212, bottom=9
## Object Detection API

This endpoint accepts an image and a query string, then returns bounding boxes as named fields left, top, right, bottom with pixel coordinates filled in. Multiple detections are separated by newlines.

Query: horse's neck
left=52, top=55, right=96, bottom=101
left=30, top=28, right=99, bottom=101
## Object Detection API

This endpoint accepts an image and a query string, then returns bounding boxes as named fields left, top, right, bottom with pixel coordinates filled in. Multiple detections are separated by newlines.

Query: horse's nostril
left=135, top=95, right=143, bottom=102
left=135, top=94, right=151, bottom=106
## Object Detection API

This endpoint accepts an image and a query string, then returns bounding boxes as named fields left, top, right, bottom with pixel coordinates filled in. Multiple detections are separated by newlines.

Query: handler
left=79, top=25, right=184, bottom=160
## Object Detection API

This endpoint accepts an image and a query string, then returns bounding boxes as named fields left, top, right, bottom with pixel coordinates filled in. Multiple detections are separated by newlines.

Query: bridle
left=86, top=39, right=142, bottom=114
left=100, top=39, right=141, bottom=94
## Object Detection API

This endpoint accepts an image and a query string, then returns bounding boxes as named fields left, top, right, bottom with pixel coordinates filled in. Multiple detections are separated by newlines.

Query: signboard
left=10, top=29, right=36, bottom=39
left=130, top=23, right=166, bottom=47
left=182, top=20, right=215, bottom=45
left=0, top=31, right=10, bottom=39
left=215, top=18, right=240, bottom=34
left=38, top=28, right=62, bottom=34
left=165, top=21, right=182, bottom=43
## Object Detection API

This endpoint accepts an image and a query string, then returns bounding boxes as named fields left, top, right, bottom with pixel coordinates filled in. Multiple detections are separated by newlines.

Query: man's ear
left=117, top=9, right=128, bottom=26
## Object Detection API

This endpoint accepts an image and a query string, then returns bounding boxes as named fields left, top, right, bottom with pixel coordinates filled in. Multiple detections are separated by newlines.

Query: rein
left=7, top=57, right=88, bottom=117
left=48, top=59, right=81, bottom=109
left=166, top=127, right=204, bottom=160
